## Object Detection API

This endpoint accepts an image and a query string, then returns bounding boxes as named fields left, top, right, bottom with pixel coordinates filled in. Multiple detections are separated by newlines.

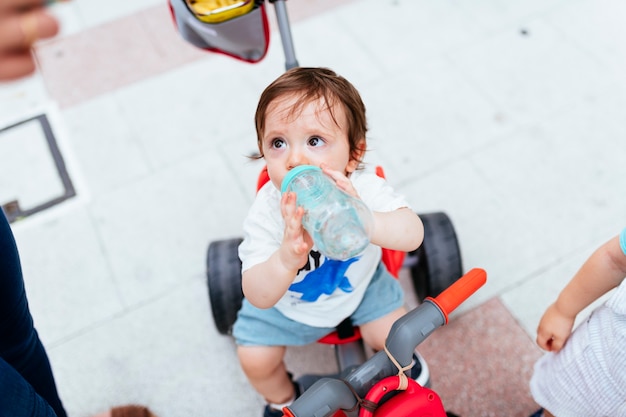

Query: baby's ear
left=348, top=139, right=366, bottom=171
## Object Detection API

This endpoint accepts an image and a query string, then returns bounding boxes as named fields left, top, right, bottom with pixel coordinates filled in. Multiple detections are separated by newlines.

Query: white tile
left=0, top=117, right=64, bottom=208
left=448, top=18, right=614, bottom=125
left=0, top=74, right=50, bottom=126
left=89, top=150, right=250, bottom=306
left=111, top=58, right=266, bottom=171
left=12, top=207, right=124, bottom=345
left=288, top=13, right=387, bottom=86
left=450, top=0, right=568, bottom=33
left=501, top=240, right=615, bottom=338
left=544, top=0, right=626, bottom=85
left=470, top=99, right=626, bottom=252
left=331, top=0, right=485, bottom=74
left=49, top=278, right=262, bottom=416
left=61, top=95, right=152, bottom=196
left=360, top=57, right=518, bottom=185
left=398, top=159, right=563, bottom=314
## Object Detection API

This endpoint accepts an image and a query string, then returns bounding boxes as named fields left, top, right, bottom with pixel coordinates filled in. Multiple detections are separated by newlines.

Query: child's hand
left=279, top=191, right=313, bottom=271
left=535, top=303, right=575, bottom=352
left=321, top=164, right=359, bottom=198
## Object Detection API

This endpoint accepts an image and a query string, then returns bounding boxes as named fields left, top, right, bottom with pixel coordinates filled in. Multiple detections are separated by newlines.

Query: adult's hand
left=0, top=0, right=59, bottom=81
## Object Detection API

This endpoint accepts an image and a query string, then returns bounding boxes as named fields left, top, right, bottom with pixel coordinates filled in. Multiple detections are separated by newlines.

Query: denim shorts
left=232, top=263, right=404, bottom=346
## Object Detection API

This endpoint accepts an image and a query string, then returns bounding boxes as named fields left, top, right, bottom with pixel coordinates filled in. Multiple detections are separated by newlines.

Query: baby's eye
left=270, top=138, right=286, bottom=149
left=308, top=136, right=324, bottom=147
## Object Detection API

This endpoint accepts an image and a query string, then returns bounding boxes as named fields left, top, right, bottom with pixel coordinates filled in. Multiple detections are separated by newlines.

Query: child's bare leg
left=543, top=410, right=554, bottom=417
left=359, top=307, right=407, bottom=351
left=237, top=345, right=295, bottom=404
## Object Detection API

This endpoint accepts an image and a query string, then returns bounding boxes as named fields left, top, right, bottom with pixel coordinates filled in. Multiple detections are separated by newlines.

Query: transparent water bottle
left=281, top=165, right=373, bottom=260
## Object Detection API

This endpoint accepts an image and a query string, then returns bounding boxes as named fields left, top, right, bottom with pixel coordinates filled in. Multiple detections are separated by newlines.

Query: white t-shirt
left=529, top=228, right=626, bottom=416
left=238, top=168, right=412, bottom=327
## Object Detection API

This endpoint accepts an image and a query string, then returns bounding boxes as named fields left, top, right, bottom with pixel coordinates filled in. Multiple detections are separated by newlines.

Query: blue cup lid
left=280, top=165, right=321, bottom=193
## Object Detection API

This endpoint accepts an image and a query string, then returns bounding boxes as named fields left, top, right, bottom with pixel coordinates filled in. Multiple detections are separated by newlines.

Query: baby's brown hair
left=254, top=67, right=367, bottom=164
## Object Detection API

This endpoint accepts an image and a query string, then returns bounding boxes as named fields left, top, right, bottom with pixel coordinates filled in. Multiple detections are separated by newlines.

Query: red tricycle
left=168, top=2, right=480, bottom=416
left=203, top=165, right=469, bottom=417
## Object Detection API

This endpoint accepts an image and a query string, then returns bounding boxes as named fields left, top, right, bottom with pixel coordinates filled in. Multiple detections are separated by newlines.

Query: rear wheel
left=408, top=212, right=463, bottom=302
left=206, top=238, right=244, bottom=335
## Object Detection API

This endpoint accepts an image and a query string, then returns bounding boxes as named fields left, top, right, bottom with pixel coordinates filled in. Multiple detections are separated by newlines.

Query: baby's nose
left=288, top=150, right=308, bottom=168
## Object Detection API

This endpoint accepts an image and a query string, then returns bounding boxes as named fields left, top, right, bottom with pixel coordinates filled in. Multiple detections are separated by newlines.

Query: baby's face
left=261, top=94, right=361, bottom=190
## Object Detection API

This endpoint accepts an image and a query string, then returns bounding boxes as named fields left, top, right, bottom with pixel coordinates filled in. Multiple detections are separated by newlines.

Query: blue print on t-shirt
left=289, top=257, right=358, bottom=302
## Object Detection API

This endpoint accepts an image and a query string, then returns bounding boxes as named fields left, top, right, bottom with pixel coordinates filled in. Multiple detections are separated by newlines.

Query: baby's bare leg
left=359, top=307, right=407, bottom=351
left=237, top=345, right=294, bottom=403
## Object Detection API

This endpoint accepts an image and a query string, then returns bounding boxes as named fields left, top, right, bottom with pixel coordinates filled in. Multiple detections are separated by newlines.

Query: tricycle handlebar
left=284, top=268, right=487, bottom=417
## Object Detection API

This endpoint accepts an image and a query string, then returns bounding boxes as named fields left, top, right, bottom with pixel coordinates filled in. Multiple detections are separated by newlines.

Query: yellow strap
left=383, top=344, right=413, bottom=391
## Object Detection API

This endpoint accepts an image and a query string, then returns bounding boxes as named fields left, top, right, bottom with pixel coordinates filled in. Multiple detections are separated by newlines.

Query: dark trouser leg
left=0, top=356, right=58, bottom=417
left=0, top=212, right=67, bottom=417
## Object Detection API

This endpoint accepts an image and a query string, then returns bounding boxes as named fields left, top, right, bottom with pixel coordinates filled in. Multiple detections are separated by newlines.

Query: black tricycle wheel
left=407, top=212, right=463, bottom=302
left=206, top=238, right=244, bottom=335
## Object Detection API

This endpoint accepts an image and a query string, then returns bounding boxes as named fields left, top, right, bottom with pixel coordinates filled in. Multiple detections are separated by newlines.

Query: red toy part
left=359, top=377, right=446, bottom=417
left=427, top=267, right=487, bottom=324
left=283, top=409, right=346, bottom=417
left=317, top=327, right=362, bottom=344
left=168, top=1, right=271, bottom=64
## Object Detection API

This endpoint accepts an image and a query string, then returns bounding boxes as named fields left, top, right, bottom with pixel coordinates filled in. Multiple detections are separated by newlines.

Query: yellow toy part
left=185, top=0, right=254, bottom=23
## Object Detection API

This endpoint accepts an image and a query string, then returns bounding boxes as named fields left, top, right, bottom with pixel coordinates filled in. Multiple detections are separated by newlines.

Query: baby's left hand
left=321, top=164, right=359, bottom=198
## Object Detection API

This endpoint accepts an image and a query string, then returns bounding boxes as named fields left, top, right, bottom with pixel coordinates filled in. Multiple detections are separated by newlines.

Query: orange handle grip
left=427, top=268, right=487, bottom=323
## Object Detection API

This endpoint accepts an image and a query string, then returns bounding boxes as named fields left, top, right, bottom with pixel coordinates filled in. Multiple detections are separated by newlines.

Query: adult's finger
left=0, top=0, right=46, bottom=15
left=0, top=51, right=36, bottom=80
left=0, top=8, right=59, bottom=52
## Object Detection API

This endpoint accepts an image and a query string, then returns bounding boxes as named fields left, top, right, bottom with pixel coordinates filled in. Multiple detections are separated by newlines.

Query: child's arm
left=242, top=191, right=313, bottom=309
left=323, top=165, right=424, bottom=252
left=536, top=234, right=626, bottom=352
left=370, top=208, right=424, bottom=252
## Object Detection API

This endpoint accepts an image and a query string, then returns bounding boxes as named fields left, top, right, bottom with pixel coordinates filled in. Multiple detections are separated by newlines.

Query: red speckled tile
left=418, top=297, right=543, bottom=417
left=33, top=1, right=359, bottom=109
left=34, top=6, right=209, bottom=108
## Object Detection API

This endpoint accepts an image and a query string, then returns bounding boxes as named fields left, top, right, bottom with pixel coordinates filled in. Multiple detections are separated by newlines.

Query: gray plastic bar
left=285, top=300, right=446, bottom=417
left=272, top=0, right=299, bottom=69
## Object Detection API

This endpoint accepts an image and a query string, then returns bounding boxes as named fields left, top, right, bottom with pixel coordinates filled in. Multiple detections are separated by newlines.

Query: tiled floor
left=2, top=0, right=626, bottom=416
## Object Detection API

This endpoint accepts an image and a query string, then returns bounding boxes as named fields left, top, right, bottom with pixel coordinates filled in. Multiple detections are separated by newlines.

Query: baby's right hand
left=278, top=192, right=313, bottom=271
left=535, top=303, right=575, bottom=352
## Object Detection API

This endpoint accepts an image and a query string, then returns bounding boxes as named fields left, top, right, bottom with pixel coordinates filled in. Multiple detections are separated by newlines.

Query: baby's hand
left=321, top=164, right=359, bottom=198
left=535, top=303, right=575, bottom=352
left=279, top=192, right=313, bottom=271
